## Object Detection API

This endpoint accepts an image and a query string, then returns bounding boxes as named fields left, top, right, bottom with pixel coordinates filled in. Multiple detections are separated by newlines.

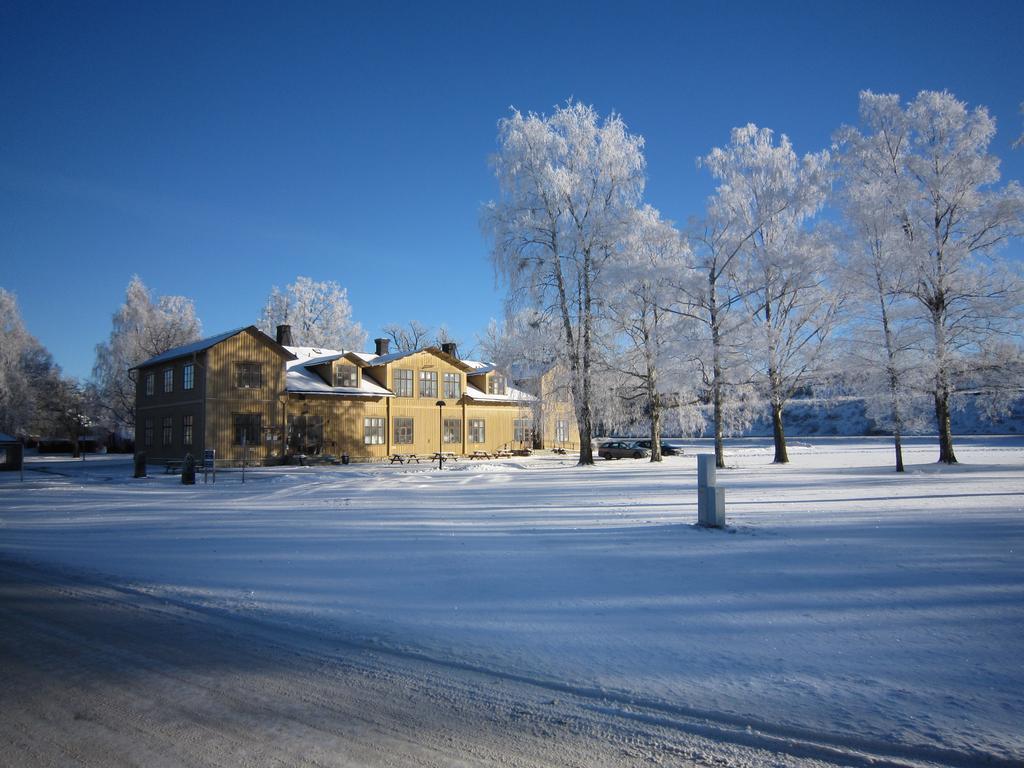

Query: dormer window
left=488, top=373, right=506, bottom=395
left=335, top=365, right=358, bottom=388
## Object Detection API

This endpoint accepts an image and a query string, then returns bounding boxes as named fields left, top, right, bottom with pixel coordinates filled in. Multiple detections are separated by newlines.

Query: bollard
left=697, top=454, right=726, bottom=527
left=181, top=453, right=196, bottom=485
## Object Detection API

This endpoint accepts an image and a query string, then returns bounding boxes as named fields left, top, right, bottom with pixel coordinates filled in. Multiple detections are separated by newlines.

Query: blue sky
left=3, top=0, right=1023, bottom=379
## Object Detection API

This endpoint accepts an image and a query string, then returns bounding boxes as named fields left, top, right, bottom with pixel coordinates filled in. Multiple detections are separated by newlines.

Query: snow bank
left=2, top=437, right=1022, bottom=763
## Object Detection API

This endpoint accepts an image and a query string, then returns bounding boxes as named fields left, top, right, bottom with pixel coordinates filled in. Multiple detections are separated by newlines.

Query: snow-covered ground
left=2, top=437, right=1022, bottom=766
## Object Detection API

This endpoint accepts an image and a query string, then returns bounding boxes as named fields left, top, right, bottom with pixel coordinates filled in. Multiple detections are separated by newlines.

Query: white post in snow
left=697, top=454, right=725, bottom=528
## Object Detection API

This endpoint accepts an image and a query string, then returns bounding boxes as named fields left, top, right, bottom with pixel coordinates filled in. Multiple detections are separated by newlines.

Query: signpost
left=203, top=448, right=216, bottom=484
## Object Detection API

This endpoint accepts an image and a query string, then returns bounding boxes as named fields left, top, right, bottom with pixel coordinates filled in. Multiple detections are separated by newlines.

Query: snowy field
left=1, top=437, right=1022, bottom=767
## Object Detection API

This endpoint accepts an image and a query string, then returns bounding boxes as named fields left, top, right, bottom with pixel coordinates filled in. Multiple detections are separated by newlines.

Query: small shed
left=0, top=433, right=23, bottom=471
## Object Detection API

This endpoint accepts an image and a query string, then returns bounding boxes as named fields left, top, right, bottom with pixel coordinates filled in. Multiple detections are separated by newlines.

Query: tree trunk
left=934, top=389, right=957, bottom=464
left=649, top=394, right=662, bottom=462
left=771, top=402, right=789, bottom=464
left=893, top=432, right=905, bottom=473
left=709, top=275, right=726, bottom=469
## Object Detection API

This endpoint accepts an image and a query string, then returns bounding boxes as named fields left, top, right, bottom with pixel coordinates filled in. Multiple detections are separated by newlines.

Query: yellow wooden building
left=132, top=325, right=578, bottom=465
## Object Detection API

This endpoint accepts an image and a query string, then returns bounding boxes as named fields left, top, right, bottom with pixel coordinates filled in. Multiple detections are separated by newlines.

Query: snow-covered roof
left=133, top=326, right=296, bottom=369
left=462, top=382, right=535, bottom=404
left=464, top=361, right=497, bottom=375
left=285, top=354, right=393, bottom=398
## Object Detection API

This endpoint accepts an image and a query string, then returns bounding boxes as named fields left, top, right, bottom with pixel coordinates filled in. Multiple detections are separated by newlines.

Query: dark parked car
left=633, top=439, right=684, bottom=456
left=598, top=441, right=650, bottom=459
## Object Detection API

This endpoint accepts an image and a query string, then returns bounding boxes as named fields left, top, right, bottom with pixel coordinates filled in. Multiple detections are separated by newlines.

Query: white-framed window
left=183, top=363, right=195, bottom=390
left=419, top=370, right=437, bottom=398
left=334, top=365, right=358, bottom=388
left=514, top=418, right=532, bottom=443
left=393, top=417, right=414, bottom=444
left=469, top=419, right=485, bottom=444
left=163, top=368, right=174, bottom=393
left=488, top=374, right=506, bottom=395
left=443, top=418, right=461, bottom=444
left=393, top=368, right=413, bottom=397
left=182, top=414, right=194, bottom=446
left=443, top=372, right=461, bottom=399
left=364, top=417, right=385, bottom=445
left=234, top=362, right=262, bottom=389
left=145, top=373, right=154, bottom=397
left=556, top=419, right=569, bottom=443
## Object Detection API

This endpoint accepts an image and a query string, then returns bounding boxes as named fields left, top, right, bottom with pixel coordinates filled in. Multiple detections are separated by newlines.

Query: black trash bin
left=182, top=453, right=196, bottom=485
left=341, top=452, right=350, bottom=465
left=133, top=452, right=147, bottom=478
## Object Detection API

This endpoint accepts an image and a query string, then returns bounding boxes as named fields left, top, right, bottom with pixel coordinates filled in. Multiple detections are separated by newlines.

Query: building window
left=163, top=368, right=174, bottom=393
left=334, top=365, right=358, bottom=388
left=514, top=418, right=533, bottom=444
left=162, top=416, right=173, bottom=446
left=182, top=415, right=194, bottom=446
left=233, top=413, right=261, bottom=445
left=144, top=418, right=153, bottom=447
left=443, top=372, right=461, bottom=399
left=469, top=419, right=485, bottom=444
left=288, top=414, right=324, bottom=455
left=443, top=418, right=461, bottom=444
left=393, top=369, right=413, bottom=397
left=393, top=417, right=414, bottom=444
left=183, top=363, right=195, bottom=391
left=364, top=417, right=385, bottom=445
left=234, top=362, right=263, bottom=389
left=488, top=374, right=506, bottom=395
left=556, top=419, right=569, bottom=443
left=419, top=370, right=437, bottom=398
left=145, top=373, right=154, bottom=397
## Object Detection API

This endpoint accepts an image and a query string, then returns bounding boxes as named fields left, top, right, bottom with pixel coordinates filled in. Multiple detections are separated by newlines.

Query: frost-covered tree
left=382, top=320, right=433, bottom=352
left=92, top=276, right=202, bottom=436
left=835, top=96, right=927, bottom=471
left=701, top=125, right=838, bottom=464
left=841, top=91, right=1024, bottom=464
left=0, top=288, right=57, bottom=436
left=39, top=375, right=93, bottom=458
left=603, top=206, right=699, bottom=461
left=258, top=276, right=367, bottom=350
left=484, top=102, right=646, bottom=465
left=682, top=191, right=765, bottom=468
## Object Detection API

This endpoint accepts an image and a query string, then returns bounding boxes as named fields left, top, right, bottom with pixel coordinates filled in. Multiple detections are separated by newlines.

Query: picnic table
left=493, top=449, right=513, bottom=458
left=164, top=459, right=185, bottom=474
left=468, top=450, right=491, bottom=459
left=431, top=451, right=458, bottom=464
left=389, top=453, right=421, bottom=464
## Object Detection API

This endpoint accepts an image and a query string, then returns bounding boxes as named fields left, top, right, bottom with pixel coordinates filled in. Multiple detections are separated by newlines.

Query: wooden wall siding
left=203, top=330, right=290, bottom=464
left=135, top=403, right=206, bottom=461
left=135, top=350, right=210, bottom=462
left=287, top=397, right=389, bottom=458
left=383, top=351, right=465, bottom=396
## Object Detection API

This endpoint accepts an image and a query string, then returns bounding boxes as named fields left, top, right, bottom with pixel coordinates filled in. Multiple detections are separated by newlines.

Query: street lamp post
left=435, top=400, right=446, bottom=469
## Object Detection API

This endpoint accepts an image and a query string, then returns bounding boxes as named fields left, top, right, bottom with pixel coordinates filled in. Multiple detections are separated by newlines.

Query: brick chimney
left=374, top=338, right=390, bottom=356
left=441, top=342, right=458, bottom=358
left=276, top=324, right=294, bottom=346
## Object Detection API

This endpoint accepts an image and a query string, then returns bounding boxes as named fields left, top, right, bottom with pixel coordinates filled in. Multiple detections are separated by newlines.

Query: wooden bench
left=552, top=447, right=567, bottom=455
left=164, top=460, right=185, bottom=474
left=390, top=453, right=421, bottom=464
